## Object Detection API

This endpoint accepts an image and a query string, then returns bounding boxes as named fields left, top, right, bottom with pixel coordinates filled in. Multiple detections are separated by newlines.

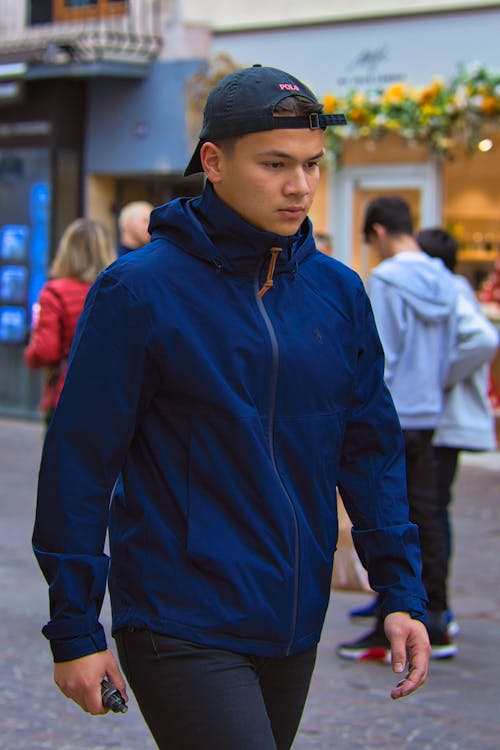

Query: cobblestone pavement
left=1, top=418, right=499, bottom=749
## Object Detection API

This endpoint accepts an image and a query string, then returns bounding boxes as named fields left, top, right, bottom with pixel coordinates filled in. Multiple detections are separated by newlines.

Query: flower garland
left=323, top=63, right=500, bottom=167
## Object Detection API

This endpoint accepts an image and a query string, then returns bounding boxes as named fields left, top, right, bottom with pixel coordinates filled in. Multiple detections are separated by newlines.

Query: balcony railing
left=0, top=1, right=169, bottom=69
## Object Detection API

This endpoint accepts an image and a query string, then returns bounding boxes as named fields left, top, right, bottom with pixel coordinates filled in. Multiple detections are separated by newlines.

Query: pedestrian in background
left=478, top=254, right=500, bottom=409
left=116, top=200, right=154, bottom=256
left=24, top=218, right=115, bottom=427
left=33, top=66, right=430, bottom=750
left=417, top=227, right=498, bottom=631
left=337, top=196, right=459, bottom=661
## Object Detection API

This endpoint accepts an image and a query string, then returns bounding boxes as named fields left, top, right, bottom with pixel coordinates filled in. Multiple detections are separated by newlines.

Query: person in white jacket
left=417, top=227, right=499, bottom=632
left=338, top=197, right=458, bottom=661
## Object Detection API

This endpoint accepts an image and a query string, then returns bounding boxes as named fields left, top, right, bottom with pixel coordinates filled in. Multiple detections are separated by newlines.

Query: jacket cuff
left=45, top=624, right=107, bottom=663
left=380, top=594, right=427, bottom=623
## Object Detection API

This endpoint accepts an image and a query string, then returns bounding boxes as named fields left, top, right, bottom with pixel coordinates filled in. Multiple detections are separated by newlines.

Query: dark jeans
left=115, top=629, right=316, bottom=750
left=433, top=445, right=460, bottom=566
left=403, top=429, right=448, bottom=613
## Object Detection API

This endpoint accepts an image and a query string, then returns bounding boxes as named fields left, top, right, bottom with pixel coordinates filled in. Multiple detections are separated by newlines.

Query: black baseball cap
left=184, top=64, right=347, bottom=176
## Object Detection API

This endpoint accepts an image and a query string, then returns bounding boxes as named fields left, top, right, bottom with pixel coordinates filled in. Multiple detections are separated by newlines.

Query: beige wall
left=182, top=0, right=500, bottom=29
left=86, top=175, right=117, bottom=242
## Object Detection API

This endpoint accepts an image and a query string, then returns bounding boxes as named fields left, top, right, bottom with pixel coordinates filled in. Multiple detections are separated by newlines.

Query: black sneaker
left=336, top=624, right=391, bottom=663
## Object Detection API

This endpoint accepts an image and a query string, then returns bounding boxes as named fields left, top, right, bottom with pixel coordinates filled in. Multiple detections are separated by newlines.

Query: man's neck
left=389, top=234, right=421, bottom=256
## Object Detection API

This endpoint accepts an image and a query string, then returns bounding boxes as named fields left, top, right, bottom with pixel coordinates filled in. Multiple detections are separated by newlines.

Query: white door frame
left=331, top=162, right=442, bottom=266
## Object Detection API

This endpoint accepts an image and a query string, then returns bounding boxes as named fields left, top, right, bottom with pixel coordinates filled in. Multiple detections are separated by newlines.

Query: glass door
left=331, top=163, right=442, bottom=281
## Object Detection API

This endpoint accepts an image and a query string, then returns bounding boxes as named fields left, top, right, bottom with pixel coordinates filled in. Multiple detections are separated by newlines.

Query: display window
left=31, top=1, right=127, bottom=24
left=0, top=148, right=50, bottom=415
left=54, top=0, right=127, bottom=21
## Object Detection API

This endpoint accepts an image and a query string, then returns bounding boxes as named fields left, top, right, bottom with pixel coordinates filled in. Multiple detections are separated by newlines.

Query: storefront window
left=0, top=149, right=51, bottom=417
left=54, top=0, right=127, bottom=21
left=31, top=1, right=127, bottom=24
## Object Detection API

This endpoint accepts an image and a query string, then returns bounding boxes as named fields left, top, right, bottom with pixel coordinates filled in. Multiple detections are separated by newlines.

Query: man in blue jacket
left=33, top=66, right=430, bottom=750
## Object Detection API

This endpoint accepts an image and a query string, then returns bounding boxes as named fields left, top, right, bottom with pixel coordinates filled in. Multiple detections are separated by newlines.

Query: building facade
left=0, top=0, right=208, bottom=416
left=1, top=1, right=499, bottom=415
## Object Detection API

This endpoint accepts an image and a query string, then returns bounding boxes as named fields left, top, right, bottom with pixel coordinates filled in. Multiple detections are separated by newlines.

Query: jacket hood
left=371, top=251, right=456, bottom=322
left=148, top=182, right=316, bottom=276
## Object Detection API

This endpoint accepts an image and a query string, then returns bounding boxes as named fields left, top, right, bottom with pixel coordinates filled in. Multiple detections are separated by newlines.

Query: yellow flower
left=422, top=104, right=440, bottom=118
left=480, top=95, right=500, bottom=115
left=351, top=92, right=367, bottom=108
left=381, top=82, right=407, bottom=105
left=323, top=93, right=338, bottom=114
left=419, top=78, right=444, bottom=104
left=349, top=108, right=369, bottom=125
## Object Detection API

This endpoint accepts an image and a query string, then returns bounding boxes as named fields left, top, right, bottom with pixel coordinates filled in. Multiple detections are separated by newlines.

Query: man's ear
left=372, top=222, right=387, bottom=240
left=200, top=142, right=223, bottom=183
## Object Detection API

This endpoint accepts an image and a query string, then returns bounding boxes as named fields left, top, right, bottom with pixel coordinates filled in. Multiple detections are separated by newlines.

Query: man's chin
left=270, top=218, right=305, bottom=237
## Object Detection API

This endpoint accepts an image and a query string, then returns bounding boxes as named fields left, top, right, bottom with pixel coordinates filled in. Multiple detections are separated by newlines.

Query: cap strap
left=203, top=113, right=347, bottom=140
left=269, top=113, right=347, bottom=130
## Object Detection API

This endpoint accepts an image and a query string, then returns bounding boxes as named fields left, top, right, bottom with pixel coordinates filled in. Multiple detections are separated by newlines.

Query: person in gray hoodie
left=417, top=227, right=498, bottom=632
left=337, top=196, right=458, bottom=661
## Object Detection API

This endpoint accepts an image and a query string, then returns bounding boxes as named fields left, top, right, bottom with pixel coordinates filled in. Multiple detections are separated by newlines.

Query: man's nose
left=284, top=168, right=310, bottom=195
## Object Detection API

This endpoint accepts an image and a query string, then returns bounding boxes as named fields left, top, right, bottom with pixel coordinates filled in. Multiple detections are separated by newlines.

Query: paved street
left=1, top=417, right=499, bottom=749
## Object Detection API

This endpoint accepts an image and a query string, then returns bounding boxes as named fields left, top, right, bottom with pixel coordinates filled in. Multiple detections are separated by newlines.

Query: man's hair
left=274, top=95, right=323, bottom=117
left=363, top=196, right=414, bottom=240
left=417, top=227, right=458, bottom=272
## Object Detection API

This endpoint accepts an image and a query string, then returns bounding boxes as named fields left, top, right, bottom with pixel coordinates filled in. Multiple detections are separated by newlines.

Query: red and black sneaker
left=336, top=624, right=391, bottom=663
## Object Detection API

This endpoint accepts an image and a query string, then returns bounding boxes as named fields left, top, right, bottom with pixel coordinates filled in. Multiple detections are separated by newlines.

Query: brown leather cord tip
left=257, top=247, right=282, bottom=298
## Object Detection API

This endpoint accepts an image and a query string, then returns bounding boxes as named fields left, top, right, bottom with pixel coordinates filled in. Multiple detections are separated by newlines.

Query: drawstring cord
left=257, top=247, right=282, bottom=298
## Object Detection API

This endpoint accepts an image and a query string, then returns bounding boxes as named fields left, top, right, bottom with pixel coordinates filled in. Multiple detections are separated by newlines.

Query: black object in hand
left=101, top=679, right=128, bottom=713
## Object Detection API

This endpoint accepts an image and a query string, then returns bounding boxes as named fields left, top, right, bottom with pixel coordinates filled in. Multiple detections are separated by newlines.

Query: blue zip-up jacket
left=33, top=184, right=427, bottom=663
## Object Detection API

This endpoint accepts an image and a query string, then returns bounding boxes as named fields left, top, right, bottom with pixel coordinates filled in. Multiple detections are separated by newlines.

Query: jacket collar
left=189, top=182, right=314, bottom=274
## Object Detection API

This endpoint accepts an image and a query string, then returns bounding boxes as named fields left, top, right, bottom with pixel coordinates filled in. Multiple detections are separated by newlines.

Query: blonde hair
left=49, top=218, right=116, bottom=283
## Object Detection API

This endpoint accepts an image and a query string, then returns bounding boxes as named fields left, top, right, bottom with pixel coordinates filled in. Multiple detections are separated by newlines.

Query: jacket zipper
left=254, top=263, right=300, bottom=655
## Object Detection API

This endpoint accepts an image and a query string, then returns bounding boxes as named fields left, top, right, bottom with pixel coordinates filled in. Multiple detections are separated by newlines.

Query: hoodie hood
left=371, top=251, right=456, bottom=322
left=148, top=182, right=316, bottom=277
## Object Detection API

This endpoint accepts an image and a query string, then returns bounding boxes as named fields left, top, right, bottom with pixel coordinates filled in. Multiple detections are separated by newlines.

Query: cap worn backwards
left=184, top=64, right=346, bottom=176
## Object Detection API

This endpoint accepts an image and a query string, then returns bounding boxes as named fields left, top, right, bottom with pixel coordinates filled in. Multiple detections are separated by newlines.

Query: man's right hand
left=54, top=649, right=128, bottom=714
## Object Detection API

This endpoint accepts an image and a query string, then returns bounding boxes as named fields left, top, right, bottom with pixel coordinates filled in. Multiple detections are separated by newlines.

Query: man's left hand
left=384, top=612, right=431, bottom=699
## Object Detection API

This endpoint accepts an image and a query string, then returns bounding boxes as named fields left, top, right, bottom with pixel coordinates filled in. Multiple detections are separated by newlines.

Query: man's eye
left=264, top=162, right=283, bottom=169
left=306, top=161, right=320, bottom=169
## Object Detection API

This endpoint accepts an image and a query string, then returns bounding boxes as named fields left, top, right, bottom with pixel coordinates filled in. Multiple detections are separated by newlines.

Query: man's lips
left=279, top=206, right=305, bottom=218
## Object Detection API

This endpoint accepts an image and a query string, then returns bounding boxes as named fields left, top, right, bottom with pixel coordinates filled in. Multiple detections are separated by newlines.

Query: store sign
left=336, top=45, right=406, bottom=91
left=0, top=63, right=27, bottom=106
left=0, top=121, right=51, bottom=138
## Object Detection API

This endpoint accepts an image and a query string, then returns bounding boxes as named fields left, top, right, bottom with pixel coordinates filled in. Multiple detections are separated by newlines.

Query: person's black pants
left=115, top=629, right=316, bottom=750
left=403, top=429, right=449, bottom=613
left=433, top=445, right=460, bottom=566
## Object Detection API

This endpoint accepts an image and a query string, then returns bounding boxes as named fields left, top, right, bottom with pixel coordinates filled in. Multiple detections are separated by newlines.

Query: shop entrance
left=332, top=163, right=442, bottom=280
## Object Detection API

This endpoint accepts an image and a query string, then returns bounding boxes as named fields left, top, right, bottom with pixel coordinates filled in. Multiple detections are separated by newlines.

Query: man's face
left=207, top=128, right=326, bottom=236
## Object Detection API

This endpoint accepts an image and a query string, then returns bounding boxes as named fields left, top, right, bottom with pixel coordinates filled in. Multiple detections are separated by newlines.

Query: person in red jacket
left=24, top=218, right=115, bottom=426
